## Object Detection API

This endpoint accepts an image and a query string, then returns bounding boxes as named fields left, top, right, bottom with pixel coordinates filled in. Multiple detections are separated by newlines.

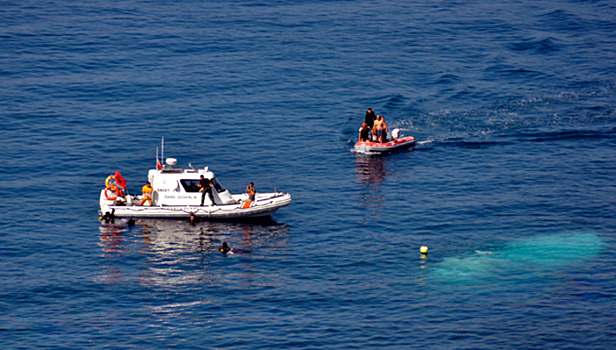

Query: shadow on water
left=353, top=147, right=417, bottom=212
left=97, top=217, right=290, bottom=288
left=355, top=154, right=388, bottom=187
left=354, top=153, right=392, bottom=209
left=428, top=232, right=605, bottom=285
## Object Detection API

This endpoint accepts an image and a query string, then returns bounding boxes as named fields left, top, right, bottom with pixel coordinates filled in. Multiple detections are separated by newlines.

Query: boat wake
left=416, top=138, right=434, bottom=146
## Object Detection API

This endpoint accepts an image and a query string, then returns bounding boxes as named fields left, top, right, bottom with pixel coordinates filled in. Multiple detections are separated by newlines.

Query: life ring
left=105, top=175, right=115, bottom=188
left=105, top=185, right=119, bottom=200
left=115, top=171, right=127, bottom=189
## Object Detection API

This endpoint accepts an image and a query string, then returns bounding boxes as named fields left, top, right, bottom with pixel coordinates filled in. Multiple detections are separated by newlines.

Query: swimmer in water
left=220, top=242, right=232, bottom=254
left=220, top=242, right=250, bottom=254
left=190, top=212, right=200, bottom=225
left=100, top=209, right=116, bottom=224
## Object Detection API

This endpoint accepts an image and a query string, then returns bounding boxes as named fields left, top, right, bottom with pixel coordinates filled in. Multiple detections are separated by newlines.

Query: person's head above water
left=220, top=242, right=230, bottom=253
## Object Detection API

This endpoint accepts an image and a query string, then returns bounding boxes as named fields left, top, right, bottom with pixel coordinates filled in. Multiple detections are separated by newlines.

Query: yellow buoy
left=420, top=246, right=429, bottom=255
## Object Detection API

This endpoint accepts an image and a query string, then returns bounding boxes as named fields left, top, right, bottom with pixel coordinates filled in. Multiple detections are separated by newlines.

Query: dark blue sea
left=2, top=0, right=616, bottom=348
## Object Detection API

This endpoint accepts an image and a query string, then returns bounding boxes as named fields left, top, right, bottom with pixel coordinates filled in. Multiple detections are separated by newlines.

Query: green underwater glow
left=430, top=233, right=605, bottom=284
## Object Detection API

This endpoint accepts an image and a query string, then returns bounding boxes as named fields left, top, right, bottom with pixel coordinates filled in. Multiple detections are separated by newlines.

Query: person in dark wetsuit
left=358, top=122, right=371, bottom=142
left=190, top=212, right=200, bottom=225
left=220, top=241, right=250, bottom=254
left=198, top=175, right=215, bottom=206
left=220, top=242, right=231, bottom=253
left=365, top=108, right=376, bottom=129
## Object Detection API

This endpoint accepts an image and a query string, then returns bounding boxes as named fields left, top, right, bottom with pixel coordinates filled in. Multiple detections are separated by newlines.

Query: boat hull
left=354, top=136, right=416, bottom=153
left=100, top=191, right=292, bottom=220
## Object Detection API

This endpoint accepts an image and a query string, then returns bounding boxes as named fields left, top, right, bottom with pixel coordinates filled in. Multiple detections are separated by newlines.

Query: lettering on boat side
left=161, top=195, right=197, bottom=200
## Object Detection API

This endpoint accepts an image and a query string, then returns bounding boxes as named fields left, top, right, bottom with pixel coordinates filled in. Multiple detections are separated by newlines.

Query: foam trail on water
left=416, top=138, right=434, bottom=146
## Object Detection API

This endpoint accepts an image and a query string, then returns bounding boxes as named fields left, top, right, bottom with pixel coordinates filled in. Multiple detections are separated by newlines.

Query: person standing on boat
left=365, top=108, right=376, bottom=130
left=139, top=181, right=153, bottom=206
left=373, top=115, right=384, bottom=143
left=381, top=116, right=389, bottom=143
left=246, top=182, right=256, bottom=201
left=198, top=175, right=216, bottom=206
left=358, top=122, right=371, bottom=142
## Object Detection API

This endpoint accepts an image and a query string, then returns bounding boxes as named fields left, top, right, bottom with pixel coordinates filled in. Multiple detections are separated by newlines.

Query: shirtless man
left=381, top=116, right=388, bottom=143
left=373, top=115, right=384, bottom=143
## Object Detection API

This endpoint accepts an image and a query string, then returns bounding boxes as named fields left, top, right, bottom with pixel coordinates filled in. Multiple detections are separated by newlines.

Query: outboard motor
left=392, top=128, right=401, bottom=141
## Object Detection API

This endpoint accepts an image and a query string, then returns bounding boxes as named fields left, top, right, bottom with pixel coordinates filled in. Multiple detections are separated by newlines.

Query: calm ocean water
left=1, top=0, right=616, bottom=348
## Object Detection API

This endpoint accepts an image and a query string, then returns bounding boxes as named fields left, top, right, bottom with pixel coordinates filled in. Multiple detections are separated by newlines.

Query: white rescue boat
left=99, top=142, right=291, bottom=221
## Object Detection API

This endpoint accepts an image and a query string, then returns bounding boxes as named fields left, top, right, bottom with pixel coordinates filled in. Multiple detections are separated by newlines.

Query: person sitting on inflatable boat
left=358, top=122, right=371, bottom=142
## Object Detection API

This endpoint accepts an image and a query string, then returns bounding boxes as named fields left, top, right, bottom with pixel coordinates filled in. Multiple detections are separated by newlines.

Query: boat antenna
left=161, top=136, right=165, bottom=168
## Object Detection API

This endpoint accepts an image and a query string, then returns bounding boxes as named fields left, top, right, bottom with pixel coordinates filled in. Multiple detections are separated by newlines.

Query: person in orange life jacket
left=139, top=181, right=153, bottom=206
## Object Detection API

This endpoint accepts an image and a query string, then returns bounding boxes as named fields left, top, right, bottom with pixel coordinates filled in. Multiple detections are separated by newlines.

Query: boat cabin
left=147, top=158, right=235, bottom=206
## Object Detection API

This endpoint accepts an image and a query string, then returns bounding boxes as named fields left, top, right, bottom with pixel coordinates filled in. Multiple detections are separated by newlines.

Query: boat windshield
left=212, top=177, right=226, bottom=193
